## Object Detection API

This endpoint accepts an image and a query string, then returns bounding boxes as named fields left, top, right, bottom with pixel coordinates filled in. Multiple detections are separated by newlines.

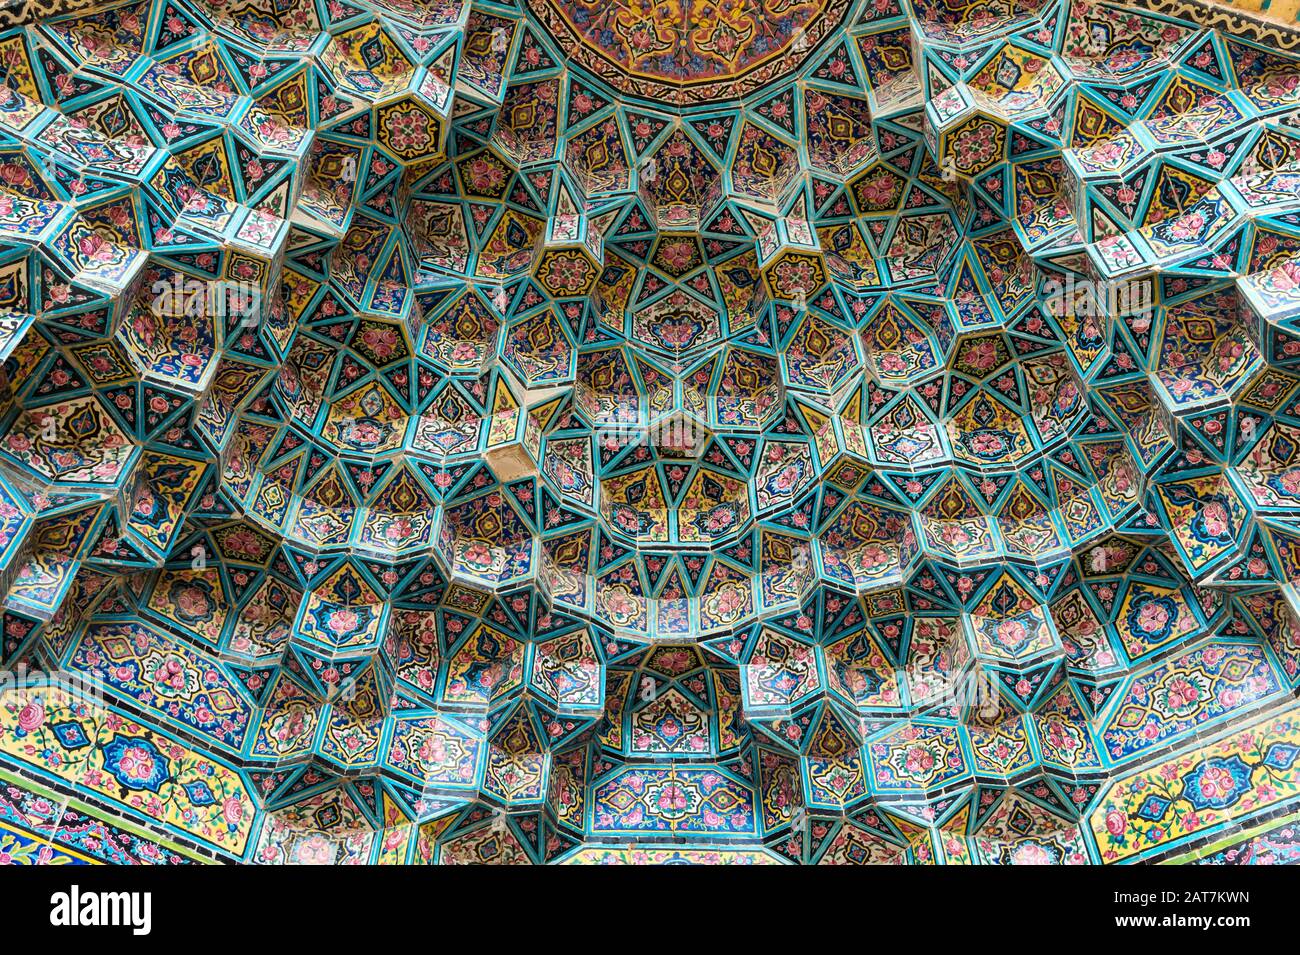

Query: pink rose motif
left=223, top=796, right=243, bottom=828
left=17, top=697, right=44, bottom=733
left=328, top=608, right=359, bottom=635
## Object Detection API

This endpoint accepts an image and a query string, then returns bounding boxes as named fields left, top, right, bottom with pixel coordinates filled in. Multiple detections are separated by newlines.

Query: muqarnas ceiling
left=0, top=0, right=1299, bottom=866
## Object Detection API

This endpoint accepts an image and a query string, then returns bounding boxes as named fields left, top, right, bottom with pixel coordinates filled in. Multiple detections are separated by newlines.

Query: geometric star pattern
left=1, top=0, right=1300, bottom=865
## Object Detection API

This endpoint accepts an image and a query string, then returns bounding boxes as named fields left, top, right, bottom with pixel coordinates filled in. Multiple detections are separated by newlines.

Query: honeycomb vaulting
left=0, top=0, right=1298, bottom=865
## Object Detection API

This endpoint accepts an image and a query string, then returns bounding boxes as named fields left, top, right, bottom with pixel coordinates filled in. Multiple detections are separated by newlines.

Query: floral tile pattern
left=0, top=0, right=1297, bottom=865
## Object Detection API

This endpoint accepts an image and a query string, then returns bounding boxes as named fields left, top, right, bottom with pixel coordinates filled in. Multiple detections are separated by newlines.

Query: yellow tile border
left=1130, top=0, right=1300, bottom=44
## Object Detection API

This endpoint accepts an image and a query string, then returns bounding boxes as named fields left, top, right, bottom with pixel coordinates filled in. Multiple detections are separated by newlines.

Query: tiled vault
left=1, top=0, right=1300, bottom=865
